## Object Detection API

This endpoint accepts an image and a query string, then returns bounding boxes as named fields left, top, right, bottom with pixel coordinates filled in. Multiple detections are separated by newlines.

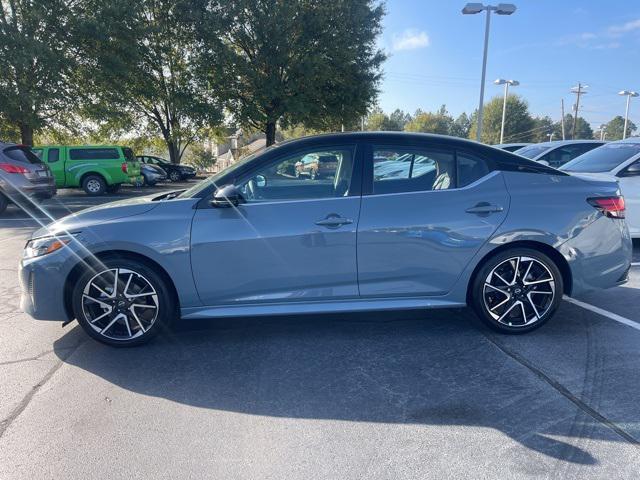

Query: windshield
left=177, top=144, right=280, bottom=198
left=516, top=144, right=553, bottom=159
left=560, top=143, right=640, bottom=172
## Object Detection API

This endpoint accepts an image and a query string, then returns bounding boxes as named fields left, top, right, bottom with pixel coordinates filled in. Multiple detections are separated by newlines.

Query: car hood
left=32, top=194, right=163, bottom=239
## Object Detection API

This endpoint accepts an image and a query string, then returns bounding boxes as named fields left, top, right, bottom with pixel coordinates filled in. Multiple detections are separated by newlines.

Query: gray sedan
left=20, top=133, right=631, bottom=346
left=517, top=140, right=605, bottom=168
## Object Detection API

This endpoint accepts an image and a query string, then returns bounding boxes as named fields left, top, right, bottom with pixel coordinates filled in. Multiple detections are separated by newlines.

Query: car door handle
left=315, top=215, right=354, bottom=228
left=465, top=202, right=504, bottom=215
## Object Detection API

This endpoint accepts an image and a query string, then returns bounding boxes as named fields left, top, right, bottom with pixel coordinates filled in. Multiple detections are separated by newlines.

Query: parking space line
left=564, top=296, right=640, bottom=332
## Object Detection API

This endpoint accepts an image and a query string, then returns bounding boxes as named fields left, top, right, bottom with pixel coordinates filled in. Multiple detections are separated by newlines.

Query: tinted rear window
left=69, top=148, right=120, bottom=160
left=517, top=144, right=552, bottom=159
left=3, top=146, right=42, bottom=164
left=560, top=143, right=640, bottom=173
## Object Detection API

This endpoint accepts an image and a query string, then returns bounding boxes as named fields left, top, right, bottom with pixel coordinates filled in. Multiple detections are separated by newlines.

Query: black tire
left=82, top=174, right=107, bottom=196
left=470, top=248, right=563, bottom=334
left=168, top=170, right=181, bottom=182
left=0, top=193, right=8, bottom=214
left=72, top=256, right=175, bottom=347
left=106, top=183, right=121, bottom=194
left=142, top=175, right=156, bottom=187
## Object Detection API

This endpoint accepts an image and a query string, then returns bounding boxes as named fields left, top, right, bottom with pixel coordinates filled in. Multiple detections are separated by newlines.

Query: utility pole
left=560, top=99, right=566, bottom=140
left=570, top=83, right=588, bottom=139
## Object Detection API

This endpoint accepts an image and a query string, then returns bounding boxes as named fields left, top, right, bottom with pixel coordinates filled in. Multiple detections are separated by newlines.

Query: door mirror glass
left=211, top=184, right=245, bottom=208
left=538, top=159, right=550, bottom=166
left=621, top=162, right=640, bottom=176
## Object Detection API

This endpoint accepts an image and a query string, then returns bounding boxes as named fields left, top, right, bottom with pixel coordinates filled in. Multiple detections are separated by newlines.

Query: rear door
left=357, top=142, right=509, bottom=297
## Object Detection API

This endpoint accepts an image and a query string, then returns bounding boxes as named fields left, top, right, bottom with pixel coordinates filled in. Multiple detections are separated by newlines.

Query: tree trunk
left=167, top=139, right=180, bottom=164
left=19, top=123, right=34, bottom=146
left=265, top=121, right=276, bottom=147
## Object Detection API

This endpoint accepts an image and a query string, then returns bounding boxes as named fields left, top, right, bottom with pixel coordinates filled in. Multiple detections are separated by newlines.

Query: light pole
left=599, top=124, right=606, bottom=141
left=462, top=3, right=517, bottom=143
left=619, top=90, right=639, bottom=139
left=494, top=78, right=519, bottom=144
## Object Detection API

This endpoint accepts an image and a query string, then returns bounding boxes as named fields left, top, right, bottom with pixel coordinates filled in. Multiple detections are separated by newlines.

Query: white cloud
left=609, top=18, right=640, bottom=35
left=392, top=29, right=430, bottom=51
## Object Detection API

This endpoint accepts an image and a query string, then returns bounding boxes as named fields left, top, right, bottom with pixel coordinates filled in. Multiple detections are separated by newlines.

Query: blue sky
left=378, top=0, right=640, bottom=127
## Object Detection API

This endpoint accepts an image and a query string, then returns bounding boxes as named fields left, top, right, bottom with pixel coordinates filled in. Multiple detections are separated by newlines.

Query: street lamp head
left=494, top=78, right=507, bottom=85
left=495, top=78, right=519, bottom=86
left=619, top=90, right=639, bottom=97
left=495, top=3, right=517, bottom=15
left=462, top=3, right=484, bottom=14
left=509, top=80, right=520, bottom=86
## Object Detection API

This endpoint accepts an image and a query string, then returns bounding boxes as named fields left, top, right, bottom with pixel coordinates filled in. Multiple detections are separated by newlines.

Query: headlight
left=23, top=234, right=75, bottom=259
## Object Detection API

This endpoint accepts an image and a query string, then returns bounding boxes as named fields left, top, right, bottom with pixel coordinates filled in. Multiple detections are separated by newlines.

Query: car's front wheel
left=72, top=257, right=175, bottom=346
left=471, top=248, right=563, bottom=334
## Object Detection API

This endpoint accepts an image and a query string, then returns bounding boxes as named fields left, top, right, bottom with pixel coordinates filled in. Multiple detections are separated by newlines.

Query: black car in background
left=137, top=155, right=196, bottom=182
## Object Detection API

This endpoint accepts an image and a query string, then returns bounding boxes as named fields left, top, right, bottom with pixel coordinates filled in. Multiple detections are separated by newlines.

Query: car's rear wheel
left=82, top=175, right=107, bottom=195
left=471, top=248, right=563, bottom=334
left=168, top=170, right=181, bottom=182
left=0, top=193, right=8, bottom=214
left=72, top=257, right=175, bottom=346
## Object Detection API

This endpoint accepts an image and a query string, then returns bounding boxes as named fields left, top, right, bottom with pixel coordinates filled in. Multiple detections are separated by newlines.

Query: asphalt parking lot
left=1, top=185, right=640, bottom=479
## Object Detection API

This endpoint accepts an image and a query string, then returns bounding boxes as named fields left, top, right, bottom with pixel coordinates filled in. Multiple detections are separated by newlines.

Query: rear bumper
left=562, top=217, right=632, bottom=297
left=1, top=183, right=56, bottom=201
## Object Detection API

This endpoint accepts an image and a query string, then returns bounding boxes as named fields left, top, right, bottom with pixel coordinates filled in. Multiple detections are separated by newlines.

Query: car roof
left=34, top=144, right=126, bottom=148
left=609, top=137, right=640, bottom=144
left=492, top=143, right=531, bottom=147
left=536, top=139, right=605, bottom=147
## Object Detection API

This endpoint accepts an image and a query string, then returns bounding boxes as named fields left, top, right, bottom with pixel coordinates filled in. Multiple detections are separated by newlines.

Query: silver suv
left=0, top=142, right=56, bottom=214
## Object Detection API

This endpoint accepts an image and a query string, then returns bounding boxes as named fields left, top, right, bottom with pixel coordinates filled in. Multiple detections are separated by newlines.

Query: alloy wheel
left=81, top=267, right=159, bottom=341
left=482, top=256, right=556, bottom=328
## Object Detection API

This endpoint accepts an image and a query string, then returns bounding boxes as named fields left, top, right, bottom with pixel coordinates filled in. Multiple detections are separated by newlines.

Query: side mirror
left=255, top=174, right=267, bottom=188
left=211, top=184, right=245, bottom=208
left=538, top=159, right=550, bottom=166
left=620, top=163, right=640, bottom=177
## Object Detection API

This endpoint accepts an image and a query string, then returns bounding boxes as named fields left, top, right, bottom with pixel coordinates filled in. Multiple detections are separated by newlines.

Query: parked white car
left=561, top=138, right=640, bottom=237
left=517, top=140, right=605, bottom=168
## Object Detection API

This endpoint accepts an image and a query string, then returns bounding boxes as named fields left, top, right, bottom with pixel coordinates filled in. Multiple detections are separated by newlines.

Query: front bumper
left=19, top=248, right=74, bottom=321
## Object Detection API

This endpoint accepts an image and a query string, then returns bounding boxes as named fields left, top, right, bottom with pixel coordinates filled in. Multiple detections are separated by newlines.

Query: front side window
left=373, top=147, right=454, bottom=194
left=239, top=146, right=355, bottom=202
left=69, top=148, right=120, bottom=160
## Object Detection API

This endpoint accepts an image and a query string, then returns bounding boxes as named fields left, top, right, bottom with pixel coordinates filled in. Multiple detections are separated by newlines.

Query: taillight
left=121, top=162, right=128, bottom=173
left=588, top=196, right=626, bottom=219
left=0, top=163, right=29, bottom=174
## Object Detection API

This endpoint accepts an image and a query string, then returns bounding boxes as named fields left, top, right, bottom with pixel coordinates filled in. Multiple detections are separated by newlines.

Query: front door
left=190, top=144, right=362, bottom=306
left=357, top=144, right=509, bottom=297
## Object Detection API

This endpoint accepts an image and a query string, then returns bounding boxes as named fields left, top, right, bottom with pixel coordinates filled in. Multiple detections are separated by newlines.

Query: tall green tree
left=554, top=114, right=593, bottom=140
left=449, top=112, right=471, bottom=138
left=469, top=95, right=535, bottom=144
left=0, top=0, right=78, bottom=145
left=193, top=0, right=385, bottom=146
left=531, top=116, right=555, bottom=143
left=604, top=115, right=637, bottom=140
left=78, top=0, right=222, bottom=163
left=405, top=105, right=453, bottom=135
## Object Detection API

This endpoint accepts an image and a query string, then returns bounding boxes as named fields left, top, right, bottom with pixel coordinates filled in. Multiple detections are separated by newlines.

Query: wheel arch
left=63, top=250, right=180, bottom=320
left=466, top=240, right=572, bottom=304
left=79, top=171, right=110, bottom=187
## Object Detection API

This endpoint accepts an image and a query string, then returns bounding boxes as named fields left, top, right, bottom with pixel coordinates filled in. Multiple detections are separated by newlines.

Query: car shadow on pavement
left=53, top=307, right=631, bottom=466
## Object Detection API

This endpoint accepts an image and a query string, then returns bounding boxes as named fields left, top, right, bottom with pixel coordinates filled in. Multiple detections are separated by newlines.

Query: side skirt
left=180, top=297, right=467, bottom=320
